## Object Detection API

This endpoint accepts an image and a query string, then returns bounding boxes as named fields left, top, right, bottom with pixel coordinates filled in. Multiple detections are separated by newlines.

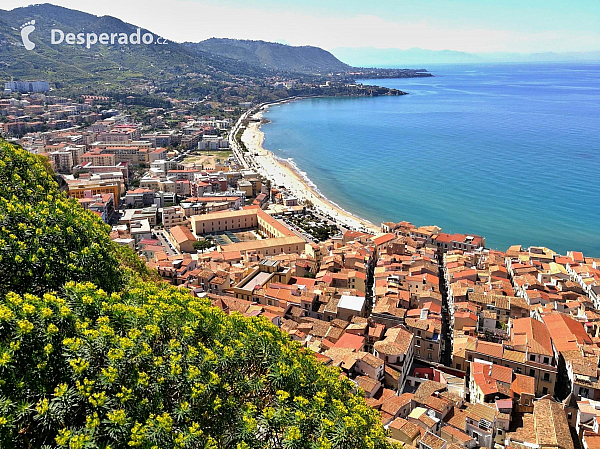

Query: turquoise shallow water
left=261, top=63, right=600, bottom=255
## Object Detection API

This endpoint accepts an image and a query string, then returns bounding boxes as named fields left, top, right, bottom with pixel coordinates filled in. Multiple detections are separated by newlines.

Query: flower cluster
left=0, top=140, right=127, bottom=296
left=0, top=280, right=393, bottom=448
left=0, top=139, right=397, bottom=448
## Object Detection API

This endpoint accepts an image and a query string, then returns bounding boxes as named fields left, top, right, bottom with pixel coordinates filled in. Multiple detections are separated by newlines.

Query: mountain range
left=332, top=46, right=600, bottom=67
left=0, top=3, right=361, bottom=92
left=0, top=3, right=273, bottom=86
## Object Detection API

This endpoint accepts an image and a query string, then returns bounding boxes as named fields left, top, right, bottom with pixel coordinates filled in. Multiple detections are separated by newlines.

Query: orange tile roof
left=542, top=312, right=593, bottom=353
left=473, top=340, right=504, bottom=358
left=511, top=373, right=535, bottom=396
left=389, top=417, right=421, bottom=440
left=169, top=225, right=197, bottom=244
left=511, top=317, right=553, bottom=356
left=372, top=233, right=395, bottom=246
left=332, top=333, right=365, bottom=352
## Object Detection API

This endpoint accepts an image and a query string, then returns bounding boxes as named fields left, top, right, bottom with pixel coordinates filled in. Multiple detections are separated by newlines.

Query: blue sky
left=8, top=0, right=600, bottom=53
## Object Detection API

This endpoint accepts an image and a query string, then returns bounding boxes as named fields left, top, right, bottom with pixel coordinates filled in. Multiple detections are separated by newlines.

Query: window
left=497, top=430, right=503, bottom=435
left=515, top=367, right=522, bottom=374
left=543, top=357, right=550, bottom=364
left=456, top=363, right=461, bottom=370
left=529, top=354, right=536, bottom=361
left=529, top=369, right=535, bottom=377
left=542, top=387, right=548, bottom=395
left=543, top=373, right=550, bottom=382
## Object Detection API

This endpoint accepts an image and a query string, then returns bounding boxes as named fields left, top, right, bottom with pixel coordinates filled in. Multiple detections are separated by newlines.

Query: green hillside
left=186, top=38, right=351, bottom=74
left=0, top=138, right=397, bottom=448
left=0, top=4, right=270, bottom=88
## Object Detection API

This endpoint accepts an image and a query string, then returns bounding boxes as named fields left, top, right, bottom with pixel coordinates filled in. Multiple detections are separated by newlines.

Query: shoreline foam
left=241, top=107, right=380, bottom=234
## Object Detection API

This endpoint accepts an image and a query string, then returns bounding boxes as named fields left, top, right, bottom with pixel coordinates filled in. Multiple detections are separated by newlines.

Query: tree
left=193, top=239, right=213, bottom=253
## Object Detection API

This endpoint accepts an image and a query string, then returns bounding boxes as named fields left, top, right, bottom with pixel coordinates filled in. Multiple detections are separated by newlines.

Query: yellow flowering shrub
left=0, top=140, right=128, bottom=296
left=0, top=138, right=397, bottom=449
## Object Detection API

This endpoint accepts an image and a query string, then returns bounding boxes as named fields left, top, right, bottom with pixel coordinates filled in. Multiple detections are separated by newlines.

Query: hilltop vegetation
left=0, top=145, right=127, bottom=297
left=0, top=4, right=270, bottom=88
left=0, top=138, right=396, bottom=448
left=0, top=4, right=430, bottom=101
left=186, top=39, right=351, bottom=75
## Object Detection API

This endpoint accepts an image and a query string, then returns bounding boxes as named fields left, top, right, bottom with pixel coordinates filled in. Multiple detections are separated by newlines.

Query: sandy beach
left=241, top=109, right=380, bottom=234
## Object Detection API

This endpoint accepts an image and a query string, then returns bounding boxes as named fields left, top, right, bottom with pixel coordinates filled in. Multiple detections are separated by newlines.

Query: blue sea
left=261, top=63, right=600, bottom=255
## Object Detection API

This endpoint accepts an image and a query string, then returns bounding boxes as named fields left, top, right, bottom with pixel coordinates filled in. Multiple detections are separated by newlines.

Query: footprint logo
left=20, top=20, right=36, bottom=51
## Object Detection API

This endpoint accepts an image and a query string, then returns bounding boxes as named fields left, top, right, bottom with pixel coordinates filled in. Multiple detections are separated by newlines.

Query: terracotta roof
left=443, top=424, right=474, bottom=443
left=332, top=333, right=365, bottom=352
left=511, top=373, right=535, bottom=396
left=464, top=402, right=497, bottom=423
left=446, top=407, right=468, bottom=430
left=507, top=413, right=535, bottom=445
left=359, top=352, right=384, bottom=368
left=355, top=375, right=380, bottom=394
left=472, top=340, right=504, bottom=359
left=372, top=233, right=395, bottom=246
left=502, top=348, right=526, bottom=363
left=425, top=395, right=451, bottom=413
left=420, top=431, right=446, bottom=449
left=511, top=317, right=553, bottom=356
left=390, top=417, right=421, bottom=440
left=490, top=364, right=513, bottom=384
left=583, top=433, right=600, bottom=449
left=563, top=350, right=598, bottom=378
left=414, top=380, right=446, bottom=404
left=543, top=312, right=593, bottom=353
left=169, top=225, right=196, bottom=244
left=381, top=394, right=411, bottom=416
left=533, top=399, right=574, bottom=449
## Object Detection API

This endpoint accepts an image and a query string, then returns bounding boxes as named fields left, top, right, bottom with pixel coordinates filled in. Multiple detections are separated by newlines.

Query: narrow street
left=438, top=249, right=452, bottom=367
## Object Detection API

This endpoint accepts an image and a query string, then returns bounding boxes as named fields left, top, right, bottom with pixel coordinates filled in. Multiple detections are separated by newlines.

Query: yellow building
left=66, top=181, right=121, bottom=200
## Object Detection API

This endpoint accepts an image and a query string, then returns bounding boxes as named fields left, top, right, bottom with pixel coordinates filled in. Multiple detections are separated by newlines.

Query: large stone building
left=190, top=206, right=306, bottom=257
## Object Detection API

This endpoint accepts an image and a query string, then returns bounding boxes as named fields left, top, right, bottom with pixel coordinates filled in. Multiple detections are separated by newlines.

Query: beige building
left=162, top=206, right=188, bottom=230
left=463, top=338, right=557, bottom=397
left=191, top=208, right=258, bottom=235
left=389, top=418, right=421, bottom=446
left=81, top=151, right=116, bottom=167
left=190, top=206, right=306, bottom=257
left=169, top=225, right=197, bottom=253
left=405, top=316, right=443, bottom=364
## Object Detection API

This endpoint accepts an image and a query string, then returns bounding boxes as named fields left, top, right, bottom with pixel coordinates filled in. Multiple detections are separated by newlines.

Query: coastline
left=241, top=106, right=380, bottom=234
